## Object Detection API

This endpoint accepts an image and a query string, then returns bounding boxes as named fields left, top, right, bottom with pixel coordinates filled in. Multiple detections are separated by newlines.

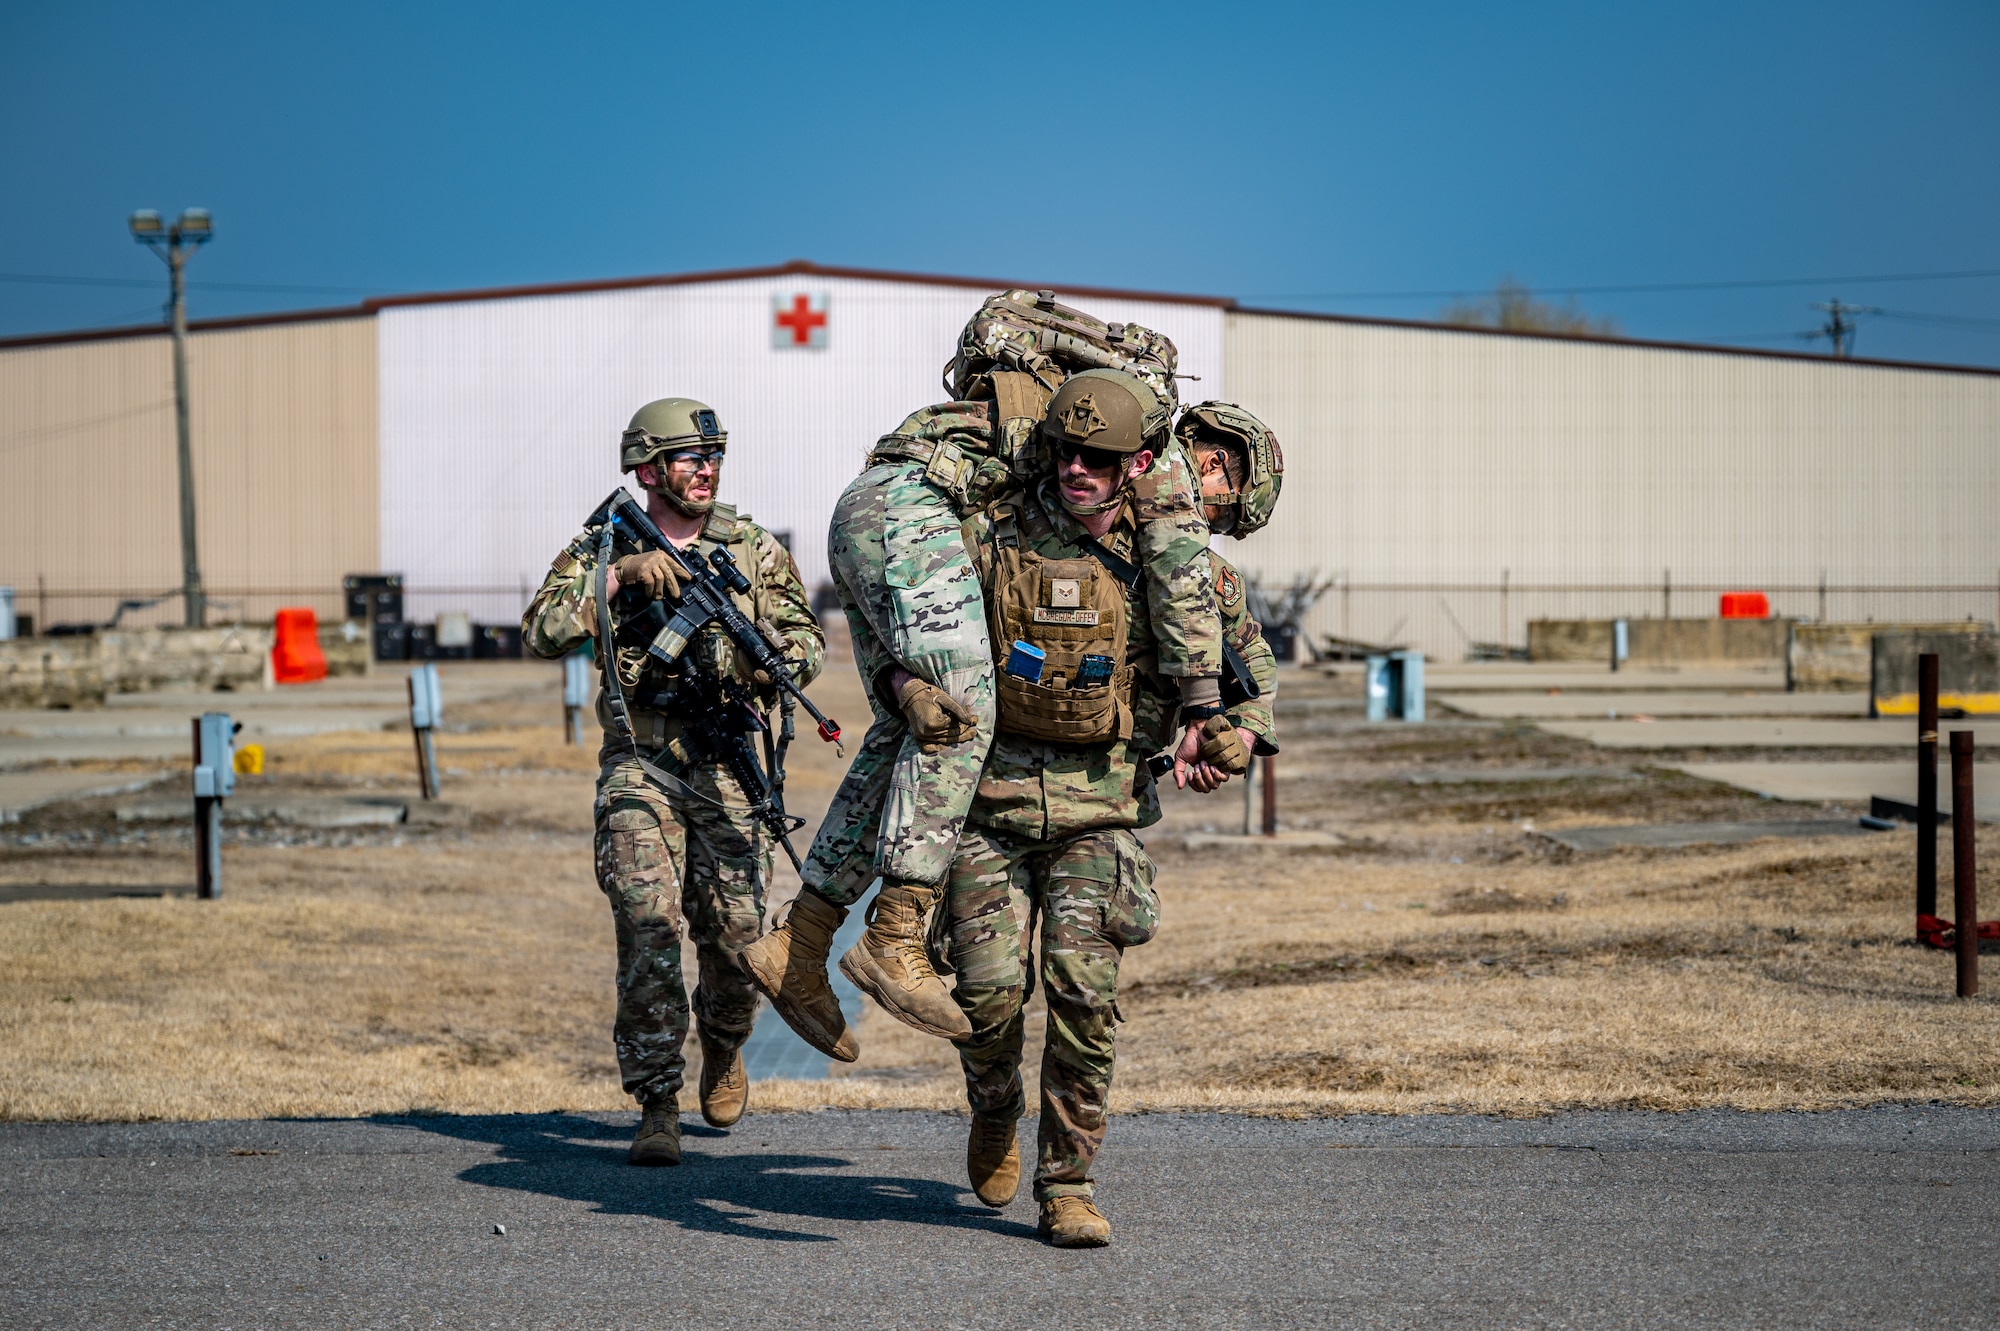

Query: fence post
left=1918, top=653, right=1940, bottom=927
left=1261, top=754, right=1278, bottom=837
left=1951, top=730, right=1977, bottom=998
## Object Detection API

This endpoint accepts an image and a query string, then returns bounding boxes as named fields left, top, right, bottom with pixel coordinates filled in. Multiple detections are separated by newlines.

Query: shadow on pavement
left=378, top=1113, right=1033, bottom=1243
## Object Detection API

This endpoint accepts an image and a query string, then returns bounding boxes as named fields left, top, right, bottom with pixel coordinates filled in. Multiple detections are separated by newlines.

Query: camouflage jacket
left=872, top=398, right=1221, bottom=676
left=522, top=501, right=824, bottom=741
left=961, top=480, right=1165, bottom=841
left=1131, top=552, right=1277, bottom=766
left=1127, top=437, right=1222, bottom=680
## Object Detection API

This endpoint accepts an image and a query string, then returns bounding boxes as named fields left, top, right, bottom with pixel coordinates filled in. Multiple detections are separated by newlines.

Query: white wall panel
left=378, top=278, right=1225, bottom=622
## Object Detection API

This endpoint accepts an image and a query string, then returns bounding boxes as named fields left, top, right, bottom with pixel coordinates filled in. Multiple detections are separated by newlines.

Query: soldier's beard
left=653, top=470, right=717, bottom=518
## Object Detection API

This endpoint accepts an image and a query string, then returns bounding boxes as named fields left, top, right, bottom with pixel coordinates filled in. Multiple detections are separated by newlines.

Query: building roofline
left=358, top=258, right=1239, bottom=311
left=1229, top=303, right=2000, bottom=377
left=2, top=258, right=1994, bottom=377
left=0, top=302, right=373, bottom=350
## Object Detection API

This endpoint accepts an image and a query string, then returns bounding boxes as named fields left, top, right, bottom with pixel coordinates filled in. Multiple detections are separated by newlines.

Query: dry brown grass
left=3, top=664, right=1997, bottom=1121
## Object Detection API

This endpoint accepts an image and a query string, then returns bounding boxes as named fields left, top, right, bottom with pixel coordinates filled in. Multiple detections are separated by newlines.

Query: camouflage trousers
left=944, top=824, right=1159, bottom=1201
left=802, top=461, right=994, bottom=902
left=593, top=748, right=771, bottom=1105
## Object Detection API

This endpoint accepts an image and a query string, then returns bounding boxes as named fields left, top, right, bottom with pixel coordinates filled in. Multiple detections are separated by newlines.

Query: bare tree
left=1441, top=278, right=1620, bottom=337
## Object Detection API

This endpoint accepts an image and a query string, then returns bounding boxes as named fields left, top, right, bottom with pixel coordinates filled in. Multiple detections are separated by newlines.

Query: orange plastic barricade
left=272, top=607, right=328, bottom=684
left=1719, top=591, right=1770, bottom=619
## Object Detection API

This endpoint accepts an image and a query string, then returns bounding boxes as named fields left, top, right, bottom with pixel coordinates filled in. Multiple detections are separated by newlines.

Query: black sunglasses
left=1055, top=440, right=1123, bottom=472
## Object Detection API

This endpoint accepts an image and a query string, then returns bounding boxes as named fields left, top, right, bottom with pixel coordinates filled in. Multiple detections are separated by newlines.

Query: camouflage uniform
left=945, top=479, right=1183, bottom=1202
left=799, top=403, right=1012, bottom=905
left=801, top=403, right=1223, bottom=905
left=523, top=503, right=823, bottom=1105
left=1129, top=550, right=1278, bottom=804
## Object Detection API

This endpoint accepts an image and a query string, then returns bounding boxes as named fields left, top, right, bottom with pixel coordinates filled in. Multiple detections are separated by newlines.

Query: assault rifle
left=584, top=487, right=841, bottom=869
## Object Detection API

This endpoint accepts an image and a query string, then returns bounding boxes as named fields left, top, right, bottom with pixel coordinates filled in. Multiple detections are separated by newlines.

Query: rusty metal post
left=1918, top=653, right=1940, bottom=924
left=1951, top=731, right=1978, bottom=998
left=1261, top=754, right=1277, bottom=837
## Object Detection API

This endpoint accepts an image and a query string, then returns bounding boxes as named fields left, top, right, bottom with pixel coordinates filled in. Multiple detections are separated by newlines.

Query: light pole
left=129, top=207, right=213, bottom=628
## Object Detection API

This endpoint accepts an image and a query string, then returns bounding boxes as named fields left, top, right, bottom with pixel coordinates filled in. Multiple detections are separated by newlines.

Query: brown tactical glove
left=1196, top=713, right=1251, bottom=775
left=897, top=676, right=980, bottom=753
left=612, top=551, right=683, bottom=602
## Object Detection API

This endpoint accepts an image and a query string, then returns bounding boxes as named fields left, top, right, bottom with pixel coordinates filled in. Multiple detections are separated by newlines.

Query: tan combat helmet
left=1174, top=401, right=1284, bottom=538
left=1040, top=369, right=1172, bottom=456
left=620, top=398, right=727, bottom=473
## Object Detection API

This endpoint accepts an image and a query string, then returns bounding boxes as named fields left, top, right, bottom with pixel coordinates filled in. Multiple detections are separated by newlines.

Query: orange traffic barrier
left=1719, top=591, right=1769, bottom=619
left=272, top=607, right=328, bottom=685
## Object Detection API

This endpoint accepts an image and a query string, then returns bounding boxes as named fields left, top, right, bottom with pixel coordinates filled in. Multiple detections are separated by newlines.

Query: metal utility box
left=191, top=710, right=236, bottom=898
left=1365, top=651, right=1425, bottom=721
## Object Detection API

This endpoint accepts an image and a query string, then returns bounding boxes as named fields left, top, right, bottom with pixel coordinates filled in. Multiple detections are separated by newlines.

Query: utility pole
left=1808, top=298, right=1877, bottom=359
left=129, top=208, right=213, bottom=628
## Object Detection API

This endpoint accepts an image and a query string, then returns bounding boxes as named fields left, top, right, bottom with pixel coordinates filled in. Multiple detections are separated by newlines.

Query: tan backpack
left=948, top=290, right=1183, bottom=477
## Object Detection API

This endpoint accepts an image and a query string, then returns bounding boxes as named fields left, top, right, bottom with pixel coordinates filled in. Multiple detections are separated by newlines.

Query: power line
left=0, top=271, right=373, bottom=294
left=1245, top=266, right=2000, bottom=302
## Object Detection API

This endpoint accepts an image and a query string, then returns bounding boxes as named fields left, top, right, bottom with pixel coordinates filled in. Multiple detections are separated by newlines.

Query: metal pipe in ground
left=1951, top=731, right=1978, bottom=999
left=1261, top=754, right=1278, bottom=837
left=1918, top=653, right=1939, bottom=925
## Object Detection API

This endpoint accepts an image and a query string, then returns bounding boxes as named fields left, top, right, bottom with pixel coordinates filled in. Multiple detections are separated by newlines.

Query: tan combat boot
left=697, top=1032, right=749, bottom=1129
left=839, top=879, right=973, bottom=1040
left=739, top=893, right=860, bottom=1062
left=1038, top=1195, right=1112, bottom=1248
left=966, top=1113, right=1021, bottom=1208
left=627, top=1095, right=681, bottom=1167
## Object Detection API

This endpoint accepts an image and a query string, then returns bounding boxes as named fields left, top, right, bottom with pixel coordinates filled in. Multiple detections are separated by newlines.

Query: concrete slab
left=1674, top=760, right=2000, bottom=824
left=0, top=770, right=168, bottom=822
left=1406, top=766, right=1639, bottom=785
left=1538, top=819, right=1887, bottom=852
left=1351, top=663, right=1789, bottom=694
left=0, top=882, right=187, bottom=904
left=114, top=796, right=410, bottom=828
left=1538, top=718, right=2000, bottom=750
left=1182, top=829, right=1346, bottom=851
left=1439, top=692, right=1869, bottom=720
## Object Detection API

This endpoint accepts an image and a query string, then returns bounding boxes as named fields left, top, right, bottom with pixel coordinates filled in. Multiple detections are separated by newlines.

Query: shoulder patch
left=1214, top=564, right=1244, bottom=610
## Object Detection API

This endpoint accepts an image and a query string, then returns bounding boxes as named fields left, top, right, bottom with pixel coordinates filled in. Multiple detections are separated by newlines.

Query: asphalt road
left=4, top=1107, right=1997, bottom=1329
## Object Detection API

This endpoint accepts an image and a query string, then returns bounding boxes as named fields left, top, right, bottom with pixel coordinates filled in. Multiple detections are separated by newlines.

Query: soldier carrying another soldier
left=741, top=292, right=1234, bottom=1060
left=939, top=369, right=1262, bottom=1246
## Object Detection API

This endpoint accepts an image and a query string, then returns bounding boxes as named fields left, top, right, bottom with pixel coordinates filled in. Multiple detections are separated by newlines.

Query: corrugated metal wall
left=1222, top=311, right=2000, bottom=659
left=0, top=318, right=378, bottom=630
left=377, top=277, right=1226, bottom=622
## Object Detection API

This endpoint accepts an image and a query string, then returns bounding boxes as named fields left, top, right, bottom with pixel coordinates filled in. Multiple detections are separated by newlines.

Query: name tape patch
left=1032, top=607, right=1101, bottom=627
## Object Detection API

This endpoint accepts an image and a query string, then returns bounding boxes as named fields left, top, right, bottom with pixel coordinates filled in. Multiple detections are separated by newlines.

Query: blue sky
left=3, top=1, right=1996, bottom=364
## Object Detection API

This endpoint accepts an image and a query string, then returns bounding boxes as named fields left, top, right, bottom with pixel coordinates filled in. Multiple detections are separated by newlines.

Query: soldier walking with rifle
left=523, top=398, right=827, bottom=1167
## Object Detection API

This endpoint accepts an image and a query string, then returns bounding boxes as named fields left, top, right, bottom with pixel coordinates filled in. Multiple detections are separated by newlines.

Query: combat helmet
left=1041, top=369, right=1172, bottom=456
left=620, top=398, right=727, bottom=473
left=1174, top=401, right=1284, bottom=538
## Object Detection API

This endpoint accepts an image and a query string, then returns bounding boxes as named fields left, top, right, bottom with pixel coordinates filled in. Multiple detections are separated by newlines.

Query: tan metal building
left=0, top=312, right=376, bottom=632
left=1224, top=308, right=2000, bottom=656
left=3, top=260, right=1994, bottom=658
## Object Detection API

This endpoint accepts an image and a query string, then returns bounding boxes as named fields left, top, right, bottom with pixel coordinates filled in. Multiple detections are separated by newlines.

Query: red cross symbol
left=773, top=293, right=828, bottom=348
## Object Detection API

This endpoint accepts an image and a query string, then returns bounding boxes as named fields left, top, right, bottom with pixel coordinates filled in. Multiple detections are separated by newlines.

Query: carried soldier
left=522, top=398, right=825, bottom=1167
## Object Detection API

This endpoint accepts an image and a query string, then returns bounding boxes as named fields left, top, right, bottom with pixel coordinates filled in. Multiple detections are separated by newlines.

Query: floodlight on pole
left=130, top=207, right=214, bottom=628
